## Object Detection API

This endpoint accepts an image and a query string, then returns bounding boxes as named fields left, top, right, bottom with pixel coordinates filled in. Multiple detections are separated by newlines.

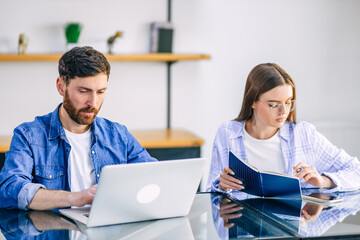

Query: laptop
left=59, top=158, right=206, bottom=227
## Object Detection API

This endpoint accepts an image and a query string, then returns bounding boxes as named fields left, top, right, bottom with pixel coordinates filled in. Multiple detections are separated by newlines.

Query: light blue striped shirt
left=206, top=120, right=360, bottom=193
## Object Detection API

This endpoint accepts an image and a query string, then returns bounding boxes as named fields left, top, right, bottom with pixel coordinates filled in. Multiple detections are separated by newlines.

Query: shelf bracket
left=166, top=61, right=173, bottom=129
left=166, top=0, right=172, bottom=129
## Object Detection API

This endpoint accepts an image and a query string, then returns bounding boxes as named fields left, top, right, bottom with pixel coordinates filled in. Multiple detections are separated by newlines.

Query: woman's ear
left=56, top=77, right=66, bottom=96
left=252, top=102, right=256, bottom=109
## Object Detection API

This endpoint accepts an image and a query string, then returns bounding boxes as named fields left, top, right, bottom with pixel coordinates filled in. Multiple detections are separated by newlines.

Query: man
left=0, top=46, right=157, bottom=210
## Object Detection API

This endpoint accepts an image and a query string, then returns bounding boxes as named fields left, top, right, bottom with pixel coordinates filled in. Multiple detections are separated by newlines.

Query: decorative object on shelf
left=65, top=23, right=82, bottom=50
left=150, top=22, right=173, bottom=53
left=18, top=33, right=28, bottom=54
left=107, top=31, right=123, bottom=54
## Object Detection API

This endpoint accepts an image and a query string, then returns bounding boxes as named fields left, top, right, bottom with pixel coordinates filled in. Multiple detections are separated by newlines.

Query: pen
left=296, top=167, right=303, bottom=173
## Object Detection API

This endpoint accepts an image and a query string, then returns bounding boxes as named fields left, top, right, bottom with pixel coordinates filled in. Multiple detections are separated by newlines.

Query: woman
left=206, top=63, right=360, bottom=193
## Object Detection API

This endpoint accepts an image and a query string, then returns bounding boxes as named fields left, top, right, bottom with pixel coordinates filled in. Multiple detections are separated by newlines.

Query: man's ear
left=56, top=77, right=66, bottom=96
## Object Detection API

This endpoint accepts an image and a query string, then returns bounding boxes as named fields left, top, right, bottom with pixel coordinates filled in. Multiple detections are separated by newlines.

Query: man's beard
left=63, top=91, right=100, bottom=125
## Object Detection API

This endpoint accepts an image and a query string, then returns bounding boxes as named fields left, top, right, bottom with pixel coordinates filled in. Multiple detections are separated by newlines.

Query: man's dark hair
left=58, top=46, right=111, bottom=84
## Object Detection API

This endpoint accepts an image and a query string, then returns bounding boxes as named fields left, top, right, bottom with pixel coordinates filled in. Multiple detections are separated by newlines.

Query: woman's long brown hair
left=235, top=63, right=296, bottom=123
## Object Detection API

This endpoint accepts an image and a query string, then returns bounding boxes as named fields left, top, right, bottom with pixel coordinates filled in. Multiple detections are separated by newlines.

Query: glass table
left=1, top=191, right=360, bottom=239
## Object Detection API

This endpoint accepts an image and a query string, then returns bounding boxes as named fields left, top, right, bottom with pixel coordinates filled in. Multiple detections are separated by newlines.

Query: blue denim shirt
left=0, top=105, right=157, bottom=210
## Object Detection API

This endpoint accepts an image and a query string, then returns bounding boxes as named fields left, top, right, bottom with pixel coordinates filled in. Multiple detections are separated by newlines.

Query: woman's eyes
left=269, top=102, right=292, bottom=108
left=269, top=104, right=278, bottom=108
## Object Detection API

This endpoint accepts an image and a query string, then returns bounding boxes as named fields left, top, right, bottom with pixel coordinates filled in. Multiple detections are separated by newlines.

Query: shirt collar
left=229, top=120, right=291, bottom=142
left=48, top=103, right=100, bottom=141
left=229, top=120, right=245, bottom=139
left=279, top=121, right=290, bottom=142
left=49, top=104, right=65, bottom=140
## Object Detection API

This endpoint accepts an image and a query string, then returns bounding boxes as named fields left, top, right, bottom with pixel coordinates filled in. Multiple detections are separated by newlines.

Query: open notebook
left=228, top=151, right=343, bottom=206
left=229, top=151, right=301, bottom=199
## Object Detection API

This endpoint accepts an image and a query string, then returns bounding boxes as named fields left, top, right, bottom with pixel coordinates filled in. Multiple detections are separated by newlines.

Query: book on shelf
left=228, top=151, right=343, bottom=206
left=150, top=22, right=173, bottom=53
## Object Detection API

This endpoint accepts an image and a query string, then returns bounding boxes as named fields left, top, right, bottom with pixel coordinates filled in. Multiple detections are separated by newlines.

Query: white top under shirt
left=64, top=128, right=95, bottom=192
left=243, top=128, right=285, bottom=173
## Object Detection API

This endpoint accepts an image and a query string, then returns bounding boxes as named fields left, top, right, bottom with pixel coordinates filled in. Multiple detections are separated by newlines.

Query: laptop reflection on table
left=59, top=158, right=206, bottom=227
left=77, top=216, right=194, bottom=240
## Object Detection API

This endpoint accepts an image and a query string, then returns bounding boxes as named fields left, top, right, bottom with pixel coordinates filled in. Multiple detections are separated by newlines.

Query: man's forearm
left=27, top=188, right=77, bottom=210
left=27, top=184, right=96, bottom=210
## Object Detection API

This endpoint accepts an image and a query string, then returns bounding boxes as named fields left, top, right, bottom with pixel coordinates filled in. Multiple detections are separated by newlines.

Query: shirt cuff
left=321, top=172, right=342, bottom=192
left=210, top=177, right=227, bottom=194
left=18, top=183, right=46, bottom=210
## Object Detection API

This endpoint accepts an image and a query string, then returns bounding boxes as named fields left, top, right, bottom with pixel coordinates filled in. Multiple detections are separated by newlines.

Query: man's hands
left=71, top=185, right=97, bottom=207
left=293, top=163, right=336, bottom=189
left=28, top=184, right=98, bottom=210
left=219, top=167, right=244, bottom=191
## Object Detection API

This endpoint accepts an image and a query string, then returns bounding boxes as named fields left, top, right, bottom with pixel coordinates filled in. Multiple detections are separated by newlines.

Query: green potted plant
left=65, top=23, right=82, bottom=50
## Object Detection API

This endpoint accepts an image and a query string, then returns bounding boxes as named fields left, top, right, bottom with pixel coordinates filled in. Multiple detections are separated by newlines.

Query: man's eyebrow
left=77, top=87, right=107, bottom=91
left=78, top=87, right=92, bottom=91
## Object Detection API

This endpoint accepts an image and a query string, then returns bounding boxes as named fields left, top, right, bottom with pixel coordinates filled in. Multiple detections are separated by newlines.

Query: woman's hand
left=301, top=202, right=325, bottom=223
left=219, top=167, right=244, bottom=191
left=293, top=163, right=336, bottom=189
left=219, top=197, right=243, bottom=228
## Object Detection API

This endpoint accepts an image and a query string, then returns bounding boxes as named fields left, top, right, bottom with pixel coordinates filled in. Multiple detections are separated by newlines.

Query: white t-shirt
left=64, top=128, right=95, bottom=192
left=243, top=128, right=285, bottom=173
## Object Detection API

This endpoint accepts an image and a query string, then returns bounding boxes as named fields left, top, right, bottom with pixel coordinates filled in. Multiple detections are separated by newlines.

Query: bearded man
left=0, top=46, right=156, bottom=210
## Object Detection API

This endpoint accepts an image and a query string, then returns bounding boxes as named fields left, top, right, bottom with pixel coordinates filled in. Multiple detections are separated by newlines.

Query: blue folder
left=229, top=151, right=302, bottom=199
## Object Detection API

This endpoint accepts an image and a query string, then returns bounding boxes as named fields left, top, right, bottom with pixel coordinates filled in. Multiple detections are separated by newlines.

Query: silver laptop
left=59, top=158, right=206, bottom=227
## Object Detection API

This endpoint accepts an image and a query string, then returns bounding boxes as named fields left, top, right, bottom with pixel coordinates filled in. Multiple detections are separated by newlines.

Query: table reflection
left=1, top=192, right=360, bottom=239
left=211, top=189, right=360, bottom=239
left=0, top=209, right=196, bottom=240
left=0, top=194, right=217, bottom=240
left=299, top=191, right=360, bottom=237
left=211, top=194, right=297, bottom=239
left=0, top=209, right=77, bottom=240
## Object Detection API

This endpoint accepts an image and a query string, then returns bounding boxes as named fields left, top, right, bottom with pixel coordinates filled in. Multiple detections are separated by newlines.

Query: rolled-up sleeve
left=206, top=123, right=231, bottom=193
left=309, top=123, right=360, bottom=191
left=0, top=127, right=44, bottom=209
left=17, top=183, right=45, bottom=210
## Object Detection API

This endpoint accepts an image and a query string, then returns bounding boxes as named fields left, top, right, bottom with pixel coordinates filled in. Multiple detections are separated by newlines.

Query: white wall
left=1, top=0, right=360, bottom=189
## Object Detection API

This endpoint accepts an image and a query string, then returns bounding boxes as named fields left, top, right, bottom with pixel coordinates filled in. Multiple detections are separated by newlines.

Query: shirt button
left=66, top=149, right=69, bottom=152
left=49, top=175, right=52, bottom=179
left=92, top=151, right=95, bottom=154
left=97, top=174, right=100, bottom=178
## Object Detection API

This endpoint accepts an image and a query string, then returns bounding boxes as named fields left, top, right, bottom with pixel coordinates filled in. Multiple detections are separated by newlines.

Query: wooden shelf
left=0, top=136, right=11, bottom=153
left=131, top=129, right=204, bottom=148
left=0, top=53, right=210, bottom=62
left=0, top=129, right=204, bottom=153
